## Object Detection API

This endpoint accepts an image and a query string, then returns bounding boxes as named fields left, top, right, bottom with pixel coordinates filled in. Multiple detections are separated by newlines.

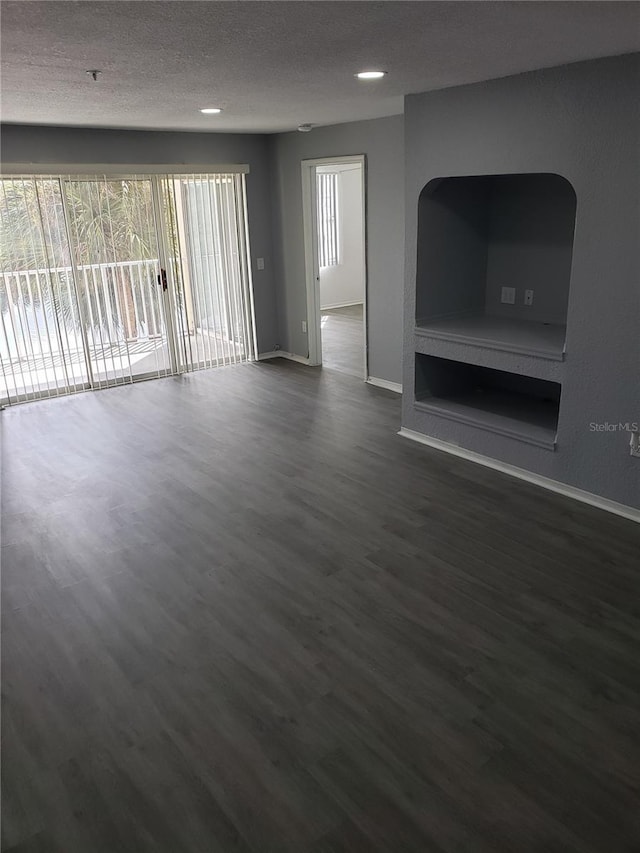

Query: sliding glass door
left=63, top=177, right=173, bottom=387
left=0, top=178, right=89, bottom=403
left=0, top=171, right=256, bottom=406
left=163, top=173, right=257, bottom=373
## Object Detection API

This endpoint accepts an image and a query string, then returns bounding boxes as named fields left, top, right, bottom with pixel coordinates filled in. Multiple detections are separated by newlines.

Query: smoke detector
left=297, top=124, right=313, bottom=133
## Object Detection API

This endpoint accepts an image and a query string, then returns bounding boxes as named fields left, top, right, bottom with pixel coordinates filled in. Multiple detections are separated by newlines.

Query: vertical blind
left=63, top=175, right=172, bottom=391
left=0, top=177, right=90, bottom=401
left=162, top=173, right=257, bottom=374
left=0, top=171, right=256, bottom=405
left=316, top=172, right=339, bottom=268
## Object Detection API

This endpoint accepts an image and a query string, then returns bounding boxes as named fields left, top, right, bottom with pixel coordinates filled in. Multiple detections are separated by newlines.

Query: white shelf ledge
left=415, top=315, right=566, bottom=361
left=414, top=392, right=558, bottom=450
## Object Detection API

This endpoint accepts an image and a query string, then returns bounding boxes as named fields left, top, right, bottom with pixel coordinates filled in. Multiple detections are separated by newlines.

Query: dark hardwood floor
left=2, top=360, right=640, bottom=852
left=321, top=304, right=364, bottom=379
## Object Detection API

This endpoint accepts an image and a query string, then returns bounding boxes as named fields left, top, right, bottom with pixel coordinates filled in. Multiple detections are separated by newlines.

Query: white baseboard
left=399, top=427, right=640, bottom=523
left=367, top=377, right=403, bottom=394
left=283, top=352, right=312, bottom=365
left=258, top=351, right=312, bottom=366
left=321, top=300, right=364, bottom=311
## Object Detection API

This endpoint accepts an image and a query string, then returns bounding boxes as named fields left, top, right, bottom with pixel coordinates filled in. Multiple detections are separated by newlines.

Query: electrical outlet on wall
left=256, top=257, right=265, bottom=270
left=501, top=287, right=516, bottom=305
left=301, top=320, right=307, bottom=333
left=524, top=289, right=534, bottom=306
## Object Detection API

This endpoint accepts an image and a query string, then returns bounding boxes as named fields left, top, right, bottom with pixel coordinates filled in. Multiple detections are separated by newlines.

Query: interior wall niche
left=414, top=352, right=561, bottom=449
left=415, top=173, right=577, bottom=357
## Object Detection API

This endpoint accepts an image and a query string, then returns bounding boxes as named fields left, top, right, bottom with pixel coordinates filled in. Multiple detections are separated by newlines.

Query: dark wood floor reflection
left=2, top=360, right=640, bottom=852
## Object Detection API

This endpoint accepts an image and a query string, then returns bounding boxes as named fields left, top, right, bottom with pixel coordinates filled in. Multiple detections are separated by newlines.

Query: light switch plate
left=256, top=257, right=265, bottom=270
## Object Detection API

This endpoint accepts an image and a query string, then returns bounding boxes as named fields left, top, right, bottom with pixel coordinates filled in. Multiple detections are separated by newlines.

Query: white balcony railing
left=0, top=258, right=164, bottom=363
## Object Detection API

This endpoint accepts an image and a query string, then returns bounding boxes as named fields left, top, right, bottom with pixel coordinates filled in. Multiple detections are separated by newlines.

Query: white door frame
left=301, top=154, right=367, bottom=375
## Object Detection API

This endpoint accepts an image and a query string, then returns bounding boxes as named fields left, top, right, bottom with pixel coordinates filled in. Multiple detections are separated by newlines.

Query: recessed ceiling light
left=200, top=107, right=222, bottom=114
left=355, top=70, right=386, bottom=80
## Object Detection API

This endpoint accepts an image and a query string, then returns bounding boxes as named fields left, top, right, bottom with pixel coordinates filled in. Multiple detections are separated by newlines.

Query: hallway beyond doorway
left=302, top=155, right=367, bottom=374
left=321, top=303, right=363, bottom=378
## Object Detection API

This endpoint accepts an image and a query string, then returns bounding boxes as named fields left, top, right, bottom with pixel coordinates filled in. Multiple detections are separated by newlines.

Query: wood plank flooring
left=2, top=360, right=640, bottom=852
left=321, top=304, right=364, bottom=379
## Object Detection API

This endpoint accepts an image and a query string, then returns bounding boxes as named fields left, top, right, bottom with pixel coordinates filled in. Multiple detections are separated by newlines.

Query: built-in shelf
left=415, top=314, right=566, bottom=361
left=414, top=353, right=560, bottom=450
left=415, top=173, right=576, bottom=361
left=414, top=393, right=558, bottom=449
left=409, top=173, right=575, bottom=453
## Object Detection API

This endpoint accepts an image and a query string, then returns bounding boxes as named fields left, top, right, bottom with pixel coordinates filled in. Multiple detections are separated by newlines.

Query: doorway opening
left=301, top=156, right=366, bottom=378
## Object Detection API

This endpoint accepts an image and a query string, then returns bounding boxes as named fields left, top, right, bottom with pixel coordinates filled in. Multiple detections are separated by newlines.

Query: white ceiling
left=2, top=1, right=639, bottom=134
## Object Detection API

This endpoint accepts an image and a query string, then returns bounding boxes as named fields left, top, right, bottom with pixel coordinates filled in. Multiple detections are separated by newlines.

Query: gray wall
left=0, top=125, right=279, bottom=354
left=404, top=54, right=640, bottom=508
left=416, top=177, right=488, bottom=321
left=269, top=115, right=404, bottom=383
left=1, top=118, right=405, bottom=382
left=484, top=174, right=576, bottom=325
left=416, top=173, right=577, bottom=326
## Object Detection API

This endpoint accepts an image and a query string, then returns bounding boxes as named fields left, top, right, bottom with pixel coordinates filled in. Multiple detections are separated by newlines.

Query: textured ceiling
left=1, top=1, right=639, bottom=133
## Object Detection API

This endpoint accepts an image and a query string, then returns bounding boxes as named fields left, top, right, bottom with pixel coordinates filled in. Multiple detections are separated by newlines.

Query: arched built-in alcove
left=412, top=173, right=577, bottom=448
left=415, top=173, right=577, bottom=359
